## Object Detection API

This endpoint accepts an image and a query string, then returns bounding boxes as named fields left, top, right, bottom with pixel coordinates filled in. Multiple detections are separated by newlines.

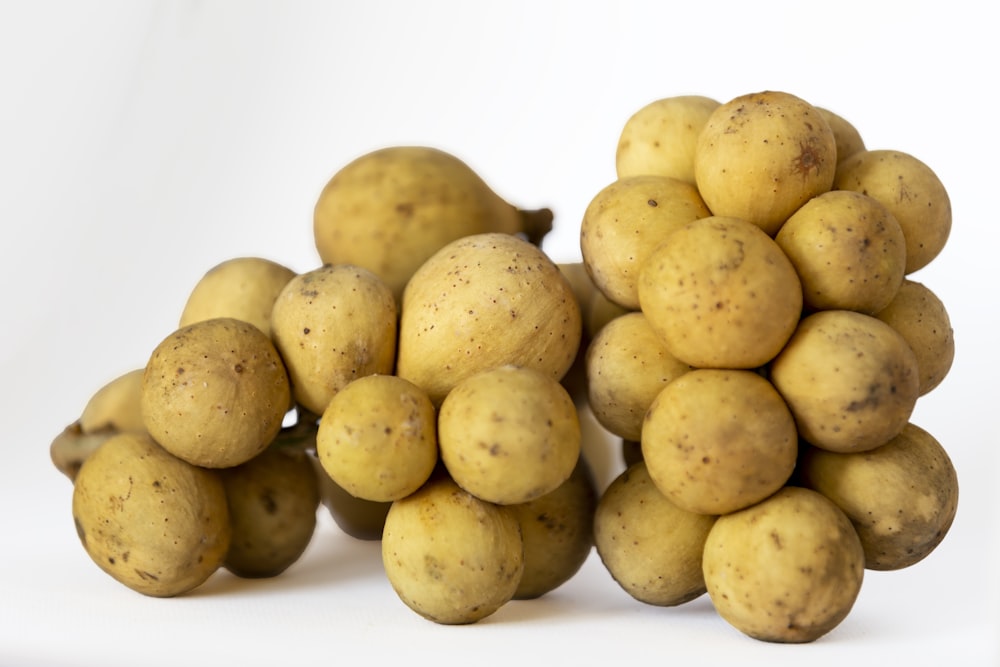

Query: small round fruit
left=702, top=486, right=865, bottom=643
left=381, top=472, right=524, bottom=624
left=775, top=190, right=906, bottom=314
left=72, top=432, right=231, bottom=597
left=270, top=264, right=397, bottom=415
left=834, top=149, right=951, bottom=273
left=585, top=311, right=691, bottom=441
left=438, top=365, right=580, bottom=505
left=580, top=175, right=710, bottom=309
left=816, top=107, right=866, bottom=164
left=638, top=216, right=803, bottom=369
left=219, top=445, right=321, bottom=578
left=615, top=95, right=720, bottom=183
left=396, top=232, right=581, bottom=405
left=79, top=368, right=146, bottom=435
left=641, top=369, right=798, bottom=515
left=798, top=422, right=959, bottom=571
left=875, top=279, right=955, bottom=395
left=594, top=462, right=716, bottom=606
left=694, top=90, right=837, bottom=236
left=179, top=256, right=296, bottom=337
left=141, top=317, right=292, bottom=469
left=769, top=309, right=920, bottom=453
left=510, top=458, right=598, bottom=600
left=316, top=374, right=438, bottom=503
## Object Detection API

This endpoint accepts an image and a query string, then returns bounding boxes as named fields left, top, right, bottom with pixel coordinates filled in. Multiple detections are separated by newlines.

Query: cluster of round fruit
left=579, top=90, right=958, bottom=642
left=51, top=145, right=598, bottom=622
left=50, top=89, right=959, bottom=644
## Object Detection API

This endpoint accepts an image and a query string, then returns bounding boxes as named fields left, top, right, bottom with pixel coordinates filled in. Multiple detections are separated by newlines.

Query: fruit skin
left=52, top=368, right=147, bottom=481
left=702, top=486, right=865, bottom=644
left=797, top=422, right=959, bottom=571
left=615, top=95, right=720, bottom=183
left=594, top=462, right=716, bottom=607
left=438, top=365, right=580, bottom=506
left=816, top=106, right=866, bottom=164
left=316, top=374, right=438, bottom=503
left=381, top=470, right=524, bottom=625
left=396, top=232, right=581, bottom=406
left=874, top=279, right=955, bottom=395
left=580, top=174, right=710, bottom=310
left=510, top=457, right=598, bottom=600
left=834, top=149, right=951, bottom=274
left=638, top=216, right=803, bottom=369
left=270, top=264, right=397, bottom=416
left=179, top=256, right=296, bottom=338
left=585, top=311, right=691, bottom=442
left=775, top=190, right=907, bottom=314
left=313, top=145, right=552, bottom=299
left=79, top=368, right=146, bottom=435
left=641, top=369, right=798, bottom=516
left=72, top=432, right=232, bottom=597
left=141, top=317, right=292, bottom=469
left=769, top=309, right=920, bottom=453
left=219, top=445, right=321, bottom=579
left=694, top=90, right=837, bottom=236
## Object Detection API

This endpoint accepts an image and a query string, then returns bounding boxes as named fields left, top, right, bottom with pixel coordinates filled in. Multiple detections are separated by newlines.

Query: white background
left=1, top=1, right=997, bottom=665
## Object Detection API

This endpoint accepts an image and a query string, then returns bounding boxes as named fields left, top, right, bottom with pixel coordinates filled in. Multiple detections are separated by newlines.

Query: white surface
left=1, top=1, right=997, bottom=665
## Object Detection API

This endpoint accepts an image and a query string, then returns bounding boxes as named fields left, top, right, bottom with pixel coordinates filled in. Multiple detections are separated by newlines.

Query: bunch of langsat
left=51, top=89, right=958, bottom=644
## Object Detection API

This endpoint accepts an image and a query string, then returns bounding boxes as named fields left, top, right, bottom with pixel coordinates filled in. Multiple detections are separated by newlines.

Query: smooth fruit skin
left=702, top=486, right=865, bottom=643
left=381, top=472, right=524, bottom=625
left=797, top=422, right=959, bottom=571
left=694, top=90, right=837, bottom=236
left=769, top=310, right=920, bottom=453
left=396, top=232, right=581, bottom=406
left=72, top=432, right=232, bottom=597
left=140, top=317, right=292, bottom=469
left=313, top=145, right=551, bottom=299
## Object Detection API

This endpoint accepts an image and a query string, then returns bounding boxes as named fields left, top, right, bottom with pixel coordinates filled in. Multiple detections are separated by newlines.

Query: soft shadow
left=185, top=521, right=385, bottom=598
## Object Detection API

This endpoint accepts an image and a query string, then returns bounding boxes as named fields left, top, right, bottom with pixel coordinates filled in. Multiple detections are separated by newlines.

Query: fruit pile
left=51, top=89, right=958, bottom=643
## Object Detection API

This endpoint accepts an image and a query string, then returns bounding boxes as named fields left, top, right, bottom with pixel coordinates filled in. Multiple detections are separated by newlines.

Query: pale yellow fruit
left=141, top=317, right=291, bottom=469
left=396, top=232, right=581, bottom=405
left=438, top=365, right=580, bottom=505
left=72, top=432, right=231, bottom=597
left=694, top=90, right=837, bottom=235
left=769, top=309, right=920, bottom=453
left=313, top=145, right=552, bottom=298
left=615, top=95, right=720, bottom=183
left=510, top=458, right=598, bottom=600
left=798, top=422, right=959, bottom=571
left=817, top=106, right=866, bottom=163
left=316, top=374, right=438, bottom=503
left=580, top=175, right=710, bottom=309
left=179, top=256, right=296, bottom=337
left=312, top=453, right=391, bottom=541
left=775, top=190, right=906, bottom=314
left=834, top=149, right=951, bottom=273
left=585, top=311, right=691, bottom=441
left=270, top=264, right=397, bottom=415
left=220, top=445, right=320, bottom=578
left=79, top=368, right=146, bottom=435
left=637, top=216, right=803, bottom=369
left=875, top=279, right=955, bottom=395
left=381, top=472, right=524, bottom=624
left=703, top=486, right=865, bottom=643
left=594, top=462, right=716, bottom=607
left=641, top=369, right=798, bottom=515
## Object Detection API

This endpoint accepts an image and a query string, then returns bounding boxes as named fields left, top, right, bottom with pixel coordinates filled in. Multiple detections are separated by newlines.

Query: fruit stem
left=518, top=208, right=555, bottom=246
